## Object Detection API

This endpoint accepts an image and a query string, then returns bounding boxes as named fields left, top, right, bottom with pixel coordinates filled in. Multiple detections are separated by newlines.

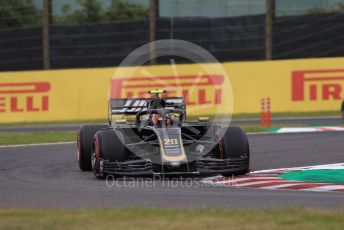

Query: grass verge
left=0, top=110, right=340, bottom=127
left=0, top=122, right=328, bottom=146
left=0, top=208, right=344, bottom=230
left=237, top=124, right=312, bottom=133
left=231, top=110, right=340, bottom=119
left=1, top=119, right=342, bottom=146
left=0, top=131, right=76, bottom=145
left=0, top=125, right=272, bottom=146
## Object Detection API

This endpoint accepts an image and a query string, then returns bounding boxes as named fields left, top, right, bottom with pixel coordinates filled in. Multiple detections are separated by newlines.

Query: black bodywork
left=94, top=96, right=249, bottom=177
left=102, top=122, right=248, bottom=176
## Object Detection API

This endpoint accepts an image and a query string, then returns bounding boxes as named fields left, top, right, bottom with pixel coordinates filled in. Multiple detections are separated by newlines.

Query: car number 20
left=164, top=138, right=178, bottom=145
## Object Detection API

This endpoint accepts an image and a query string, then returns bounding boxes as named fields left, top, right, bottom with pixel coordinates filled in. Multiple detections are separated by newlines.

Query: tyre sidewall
left=217, top=127, right=250, bottom=176
left=218, top=127, right=250, bottom=159
left=77, top=124, right=108, bottom=171
left=92, top=129, right=127, bottom=178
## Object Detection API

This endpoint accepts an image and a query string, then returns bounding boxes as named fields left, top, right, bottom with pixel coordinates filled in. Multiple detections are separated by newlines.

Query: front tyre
left=92, top=129, right=127, bottom=179
left=77, top=124, right=108, bottom=171
left=218, top=127, right=250, bottom=177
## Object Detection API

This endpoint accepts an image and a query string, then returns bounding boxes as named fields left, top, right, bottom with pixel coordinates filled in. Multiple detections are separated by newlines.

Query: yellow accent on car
left=148, top=89, right=167, bottom=94
left=198, top=117, right=210, bottom=122
left=114, top=119, right=127, bottom=124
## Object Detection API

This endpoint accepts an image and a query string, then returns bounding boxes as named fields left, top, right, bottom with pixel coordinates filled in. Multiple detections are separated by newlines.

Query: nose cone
left=171, top=161, right=181, bottom=168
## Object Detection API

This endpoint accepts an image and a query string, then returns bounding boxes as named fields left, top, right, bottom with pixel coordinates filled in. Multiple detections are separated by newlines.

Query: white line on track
left=301, top=185, right=344, bottom=192
left=230, top=181, right=280, bottom=187
left=262, top=183, right=302, bottom=189
left=0, top=141, right=75, bottom=148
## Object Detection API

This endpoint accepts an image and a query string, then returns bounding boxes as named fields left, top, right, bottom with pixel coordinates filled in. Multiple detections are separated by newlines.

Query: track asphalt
left=0, top=132, right=343, bottom=209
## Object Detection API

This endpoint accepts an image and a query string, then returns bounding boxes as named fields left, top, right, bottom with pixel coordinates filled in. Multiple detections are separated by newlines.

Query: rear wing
left=109, top=97, right=186, bottom=115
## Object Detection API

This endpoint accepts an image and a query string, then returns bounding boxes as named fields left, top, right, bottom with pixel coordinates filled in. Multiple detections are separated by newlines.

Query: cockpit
left=136, top=109, right=184, bottom=129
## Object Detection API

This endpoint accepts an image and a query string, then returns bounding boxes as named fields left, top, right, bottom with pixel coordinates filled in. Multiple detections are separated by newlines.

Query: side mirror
left=114, top=119, right=127, bottom=124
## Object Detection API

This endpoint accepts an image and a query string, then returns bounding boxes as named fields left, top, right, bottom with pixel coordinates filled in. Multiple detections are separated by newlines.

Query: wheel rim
left=215, top=129, right=224, bottom=159
left=77, top=133, right=81, bottom=168
left=91, top=145, right=96, bottom=173
left=92, top=136, right=100, bottom=177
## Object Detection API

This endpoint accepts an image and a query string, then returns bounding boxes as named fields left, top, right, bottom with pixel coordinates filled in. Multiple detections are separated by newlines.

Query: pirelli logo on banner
left=292, top=69, right=344, bottom=101
left=0, top=82, right=51, bottom=113
left=110, top=75, right=224, bottom=106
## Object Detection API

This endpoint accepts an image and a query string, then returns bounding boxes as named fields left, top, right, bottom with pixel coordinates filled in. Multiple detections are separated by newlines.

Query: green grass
left=0, top=208, right=343, bottom=230
left=0, top=110, right=340, bottom=127
left=0, top=131, right=76, bottom=145
left=238, top=124, right=268, bottom=133
left=0, top=122, right=326, bottom=146
left=0, top=125, right=278, bottom=146
left=0, top=116, right=342, bottom=146
left=237, top=124, right=313, bottom=133
left=231, top=110, right=340, bottom=119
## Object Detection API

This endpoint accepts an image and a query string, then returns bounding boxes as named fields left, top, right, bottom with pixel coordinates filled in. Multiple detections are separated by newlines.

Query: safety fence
left=1, top=12, right=344, bottom=71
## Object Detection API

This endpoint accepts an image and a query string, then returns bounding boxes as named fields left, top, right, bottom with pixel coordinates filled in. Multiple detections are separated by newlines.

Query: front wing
left=100, top=156, right=249, bottom=176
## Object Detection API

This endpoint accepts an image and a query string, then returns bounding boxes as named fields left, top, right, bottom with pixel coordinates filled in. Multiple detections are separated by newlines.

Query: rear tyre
left=218, top=127, right=250, bottom=177
left=77, top=124, right=108, bottom=171
left=92, top=129, right=127, bottom=179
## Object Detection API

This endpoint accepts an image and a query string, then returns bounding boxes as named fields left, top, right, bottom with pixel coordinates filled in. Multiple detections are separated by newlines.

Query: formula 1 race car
left=77, top=90, right=250, bottom=178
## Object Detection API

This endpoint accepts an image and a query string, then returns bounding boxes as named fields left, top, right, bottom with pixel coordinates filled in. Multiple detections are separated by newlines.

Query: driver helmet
left=164, top=114, right=173, bottom=127
left=151, top=113, right=161, bottom=126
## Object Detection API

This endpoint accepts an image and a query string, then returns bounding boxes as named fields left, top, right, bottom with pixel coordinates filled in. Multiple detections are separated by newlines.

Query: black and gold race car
left=77, top=90, right=250, bottom=178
